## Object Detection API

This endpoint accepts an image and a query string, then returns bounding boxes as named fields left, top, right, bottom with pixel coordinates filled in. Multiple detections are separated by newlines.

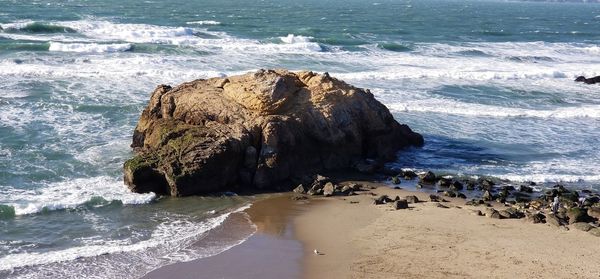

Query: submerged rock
left=419, top=171, right=437, bottom=183
left=402, top=170, right=417, bottom=180
left=124, top=70, right=423, bottom=196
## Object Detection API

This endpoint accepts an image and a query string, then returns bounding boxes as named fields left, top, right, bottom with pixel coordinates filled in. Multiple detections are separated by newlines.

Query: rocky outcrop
left=575, top=75, right=600, bottom=84
left=124, top=70, right=423, bottom=196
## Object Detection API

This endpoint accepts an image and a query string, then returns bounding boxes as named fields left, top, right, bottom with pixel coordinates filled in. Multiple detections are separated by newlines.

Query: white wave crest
left=389, top=99, right=600, bottom=119
left=1, top=20, right=325, bottom=54
left=186, top=20, right=221, bottom=25
left=49, top=42, right=132, bottom=53
left=0, top=211, right=234, bottom=270
left=0, top=176, right=156, bottom=216
left=496, top=173, right=600, bottom=184
left=278, top=34, right=322, bottom=52
left=280, top=34, right=312, bottom=44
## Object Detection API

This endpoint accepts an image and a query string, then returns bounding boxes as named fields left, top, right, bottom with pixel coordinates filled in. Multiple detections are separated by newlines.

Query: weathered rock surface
left=323, top=182, right=335, bottom=197
left=124, top=70, right=423, bottom=196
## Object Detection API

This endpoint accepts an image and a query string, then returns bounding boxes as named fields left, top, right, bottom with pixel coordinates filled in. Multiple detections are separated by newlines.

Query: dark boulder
left=429, top=194, right=441, bottom=202
left=526, top=212, right=546, bottom=224
left=575, top=75, right=600, bottom=84
left=465, top=181, right=476, bottom=191
left=479, top=178, right=495, bottom=190
left=443, top=191, right=457, bottom=198
left=340, top=185, right=353, bottom=195
left=402, top=170, right=417, bottom=180
left=394, top=199, right=409, bottom=210
left=419, top=171, right=437, bottom=184
left=450, top=181, right=463, bottom=191
left=405, top=195, right=419, bottom=204
left=437, top=177, right=452, bottom=187
left=374, top=195, right=393, bottom=205
left=567, top=207, right=590, bottom=224
left=484, top=208, right=501, bottom=219
left=519, top=185, right=534, bottom=193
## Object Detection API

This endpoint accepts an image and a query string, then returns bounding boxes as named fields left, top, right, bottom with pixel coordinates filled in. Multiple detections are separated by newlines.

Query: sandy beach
left=297, top=184, right=600, bottom=279
left=145, top=181, right=600, bottom=279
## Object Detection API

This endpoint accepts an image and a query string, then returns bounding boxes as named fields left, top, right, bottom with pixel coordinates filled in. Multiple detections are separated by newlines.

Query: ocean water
left=1, top=0, right=599, bottom=277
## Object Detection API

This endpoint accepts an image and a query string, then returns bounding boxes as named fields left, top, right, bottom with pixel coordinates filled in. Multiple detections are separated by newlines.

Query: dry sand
left=296, top=184, right=600, bottom=279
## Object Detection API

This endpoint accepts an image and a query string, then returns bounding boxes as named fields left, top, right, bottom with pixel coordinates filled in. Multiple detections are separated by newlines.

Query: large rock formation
left=124, top=69, right=423, bottom=196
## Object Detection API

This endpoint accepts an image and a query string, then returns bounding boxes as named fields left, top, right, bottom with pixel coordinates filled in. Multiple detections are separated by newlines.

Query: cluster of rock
left=292, top=175, right=363, bottom=197
left=372, top=194, right=420, bottom=210
left=124, top=70, right=423, bottom=196
left=388, top=169, right=600, bottom=236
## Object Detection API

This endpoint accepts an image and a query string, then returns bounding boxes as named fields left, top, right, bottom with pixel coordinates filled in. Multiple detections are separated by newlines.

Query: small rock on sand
left=406, top=195, right=419, bottom=204
left=394, top=199, right=409, bottom=210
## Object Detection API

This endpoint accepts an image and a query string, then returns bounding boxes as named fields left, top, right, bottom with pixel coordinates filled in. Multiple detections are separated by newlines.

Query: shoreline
left=143, top=178, right=600, bottom=278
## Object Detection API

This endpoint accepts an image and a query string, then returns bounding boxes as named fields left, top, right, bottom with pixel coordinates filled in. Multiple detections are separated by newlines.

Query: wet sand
left=142, top=194, right=310, bottom=279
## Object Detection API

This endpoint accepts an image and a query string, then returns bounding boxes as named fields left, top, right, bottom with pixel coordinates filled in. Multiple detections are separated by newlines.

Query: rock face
left=124, top=70, right=423, bottom=196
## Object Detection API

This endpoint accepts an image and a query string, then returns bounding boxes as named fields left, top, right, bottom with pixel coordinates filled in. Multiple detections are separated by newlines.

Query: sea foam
left=0, top=176, right=156, bottom=216
left=49, top=42, right=132, bottom=53
left=0, top=210, right=238, bottom=271
left=389, top=100, right=600, bottom=119
left=186, top=20, right=221, bottom=25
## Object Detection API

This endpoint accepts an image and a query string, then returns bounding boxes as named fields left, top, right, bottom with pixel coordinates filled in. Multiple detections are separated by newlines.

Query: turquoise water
left=1, top=0, right=600, bottom=277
